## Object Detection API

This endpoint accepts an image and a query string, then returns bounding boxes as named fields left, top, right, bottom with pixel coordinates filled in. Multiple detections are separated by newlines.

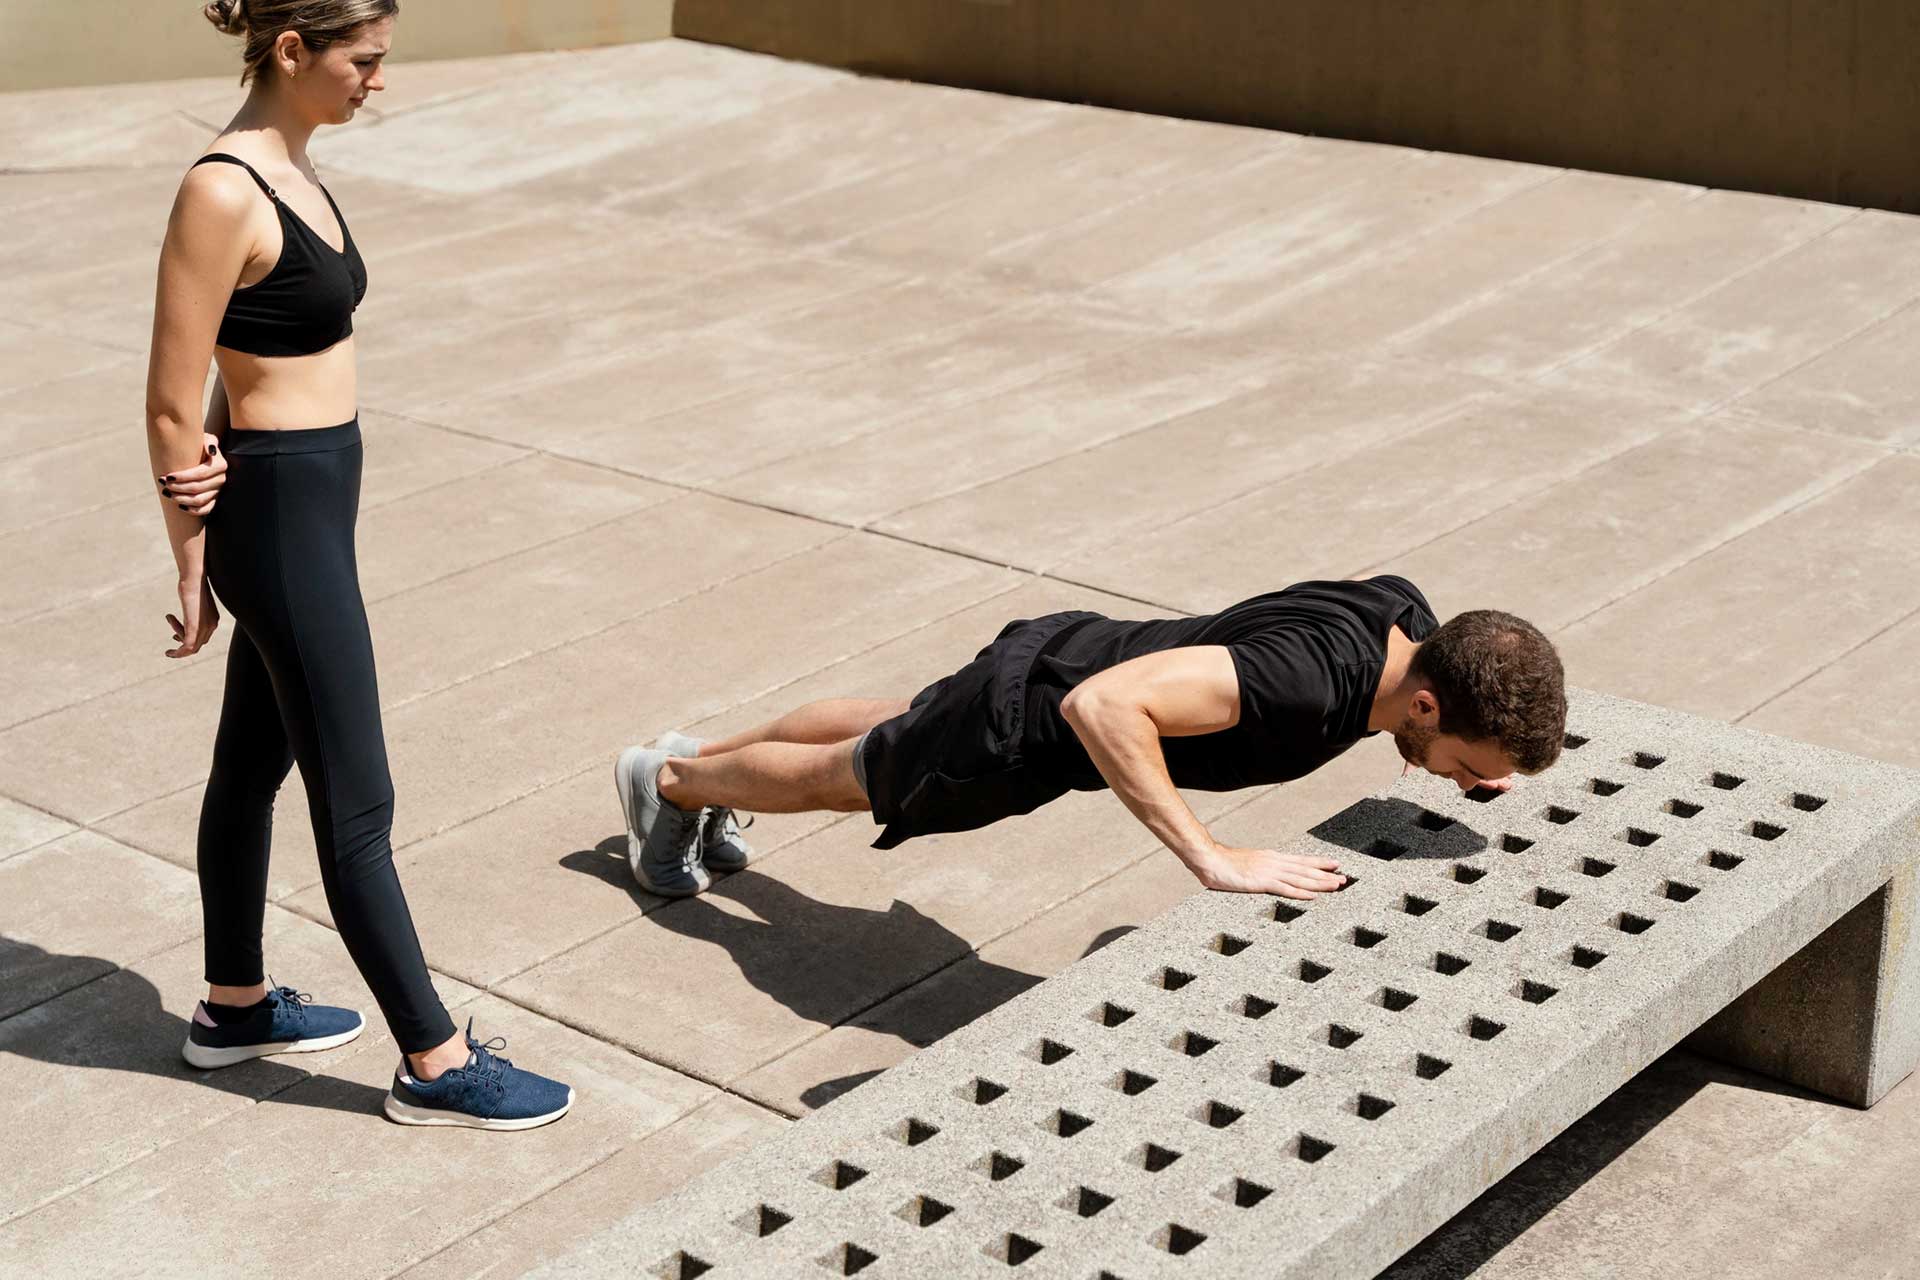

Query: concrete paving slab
left=1379, top=416, right=1888, bottom=631
left=879, top=354, right=1502, bottom=575
left=0, top=831, right=202, bottom=1018
left=1396, top=188, right=1855, bottom=381
left=0, top=421, right=154, bottom=536
left=0, top=993, right=712, bottom=1280
left=1726, top=298, right=1920, bottom=447
left=395, top=1095, right=789, bottom=1280
left=1556, top=455, right=1920, bottom=719
left=1741, top=606, right=1920, bottom=772
left=556, top=300, right=1152, bottom=487
left=722, top=332, right=1281, bottom=527
left=1545, top=209, right=1920, bottom=411
left=0, top=797, right=74, bottom=862
left=1051, top=381, right=1680, bottom=612
left=0, top=906, right=485, bottom=1228
left=0, top=323, right=128, bottom=399
left=1093, top=151, right=1559, bottom=325
left=0, top=495, right=178, bottom=627
left=0, top=354, right=145, bottom=459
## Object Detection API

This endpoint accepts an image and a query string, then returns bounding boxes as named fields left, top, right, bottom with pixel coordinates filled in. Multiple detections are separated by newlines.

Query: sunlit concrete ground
left=3, top=37, right=1919, bottom=1279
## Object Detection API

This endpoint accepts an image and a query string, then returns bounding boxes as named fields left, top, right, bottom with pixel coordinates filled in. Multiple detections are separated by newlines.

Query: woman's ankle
left=407, top=1030, right=469, bottom=1082
left=207, top=981, right=268, bottom=1007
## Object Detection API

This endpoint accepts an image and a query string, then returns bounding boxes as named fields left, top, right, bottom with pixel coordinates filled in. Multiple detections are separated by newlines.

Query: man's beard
left=1394, top=717, right=1438, bottom=768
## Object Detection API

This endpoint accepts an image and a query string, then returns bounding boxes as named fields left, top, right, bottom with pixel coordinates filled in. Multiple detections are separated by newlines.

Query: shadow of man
left=0, top=937, right=388, bottom=1116
left=561, top=837, right=1139, bottom=1110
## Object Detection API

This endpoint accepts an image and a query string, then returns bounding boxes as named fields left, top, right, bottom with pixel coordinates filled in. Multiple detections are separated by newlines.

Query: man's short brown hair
left=1409, top=610, right=1567, bottom=774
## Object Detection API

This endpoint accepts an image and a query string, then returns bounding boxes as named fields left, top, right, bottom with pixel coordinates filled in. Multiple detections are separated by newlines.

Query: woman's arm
left=145, top=167, right=253, bottom=656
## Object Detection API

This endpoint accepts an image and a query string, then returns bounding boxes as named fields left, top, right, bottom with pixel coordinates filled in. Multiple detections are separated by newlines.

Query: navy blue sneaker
left=383, top=1020, right=573, bottom=1131
left=181, top=984, right=365, bottom=1070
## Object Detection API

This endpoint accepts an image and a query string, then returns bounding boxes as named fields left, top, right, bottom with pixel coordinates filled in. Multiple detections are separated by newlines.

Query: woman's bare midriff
left=215, top=336, right=358, bottom=429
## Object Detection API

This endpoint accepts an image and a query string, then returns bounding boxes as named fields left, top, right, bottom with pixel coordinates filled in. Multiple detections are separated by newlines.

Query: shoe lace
left=662, top=805, right=703, bottom=871
left=268, top=978, right=310, bottom=1022
left=707, top=807, right=754, bottom=843
left=467, top=1033, right=514, bottom=1083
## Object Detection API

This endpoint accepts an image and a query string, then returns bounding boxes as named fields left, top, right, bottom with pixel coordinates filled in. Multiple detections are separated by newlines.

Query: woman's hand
left=157, top=434, right=227, bottom=516
left=167, top=577, right=220, bottom=658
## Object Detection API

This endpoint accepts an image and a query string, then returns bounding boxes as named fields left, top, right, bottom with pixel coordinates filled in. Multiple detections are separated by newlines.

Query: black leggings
left=199, top=420, right=454, bottom=1054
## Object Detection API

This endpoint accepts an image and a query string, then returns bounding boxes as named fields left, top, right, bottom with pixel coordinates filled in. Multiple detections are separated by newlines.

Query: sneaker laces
left=658, top=804, right=703, bottom=871
left=706, top=807, right=754, bottom=845
left=268, top=978, right=310, bottom=1023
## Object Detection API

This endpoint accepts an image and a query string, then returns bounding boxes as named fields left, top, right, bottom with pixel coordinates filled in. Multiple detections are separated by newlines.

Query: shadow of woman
left=0, top=937, right=389, bottom=1116
left=562, top=837, right=1141, bottom=1110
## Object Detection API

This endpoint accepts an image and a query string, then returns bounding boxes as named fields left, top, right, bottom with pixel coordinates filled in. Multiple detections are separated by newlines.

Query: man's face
left=1394, top=712, right=1518, bottom=792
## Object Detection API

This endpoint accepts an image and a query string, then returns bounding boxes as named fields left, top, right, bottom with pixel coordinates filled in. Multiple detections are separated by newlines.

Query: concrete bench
left=542, top=689, right=1920, bottom=1279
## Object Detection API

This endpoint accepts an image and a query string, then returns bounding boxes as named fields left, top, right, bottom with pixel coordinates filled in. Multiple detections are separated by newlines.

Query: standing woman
left=146, top=0, right=570, bottom=1130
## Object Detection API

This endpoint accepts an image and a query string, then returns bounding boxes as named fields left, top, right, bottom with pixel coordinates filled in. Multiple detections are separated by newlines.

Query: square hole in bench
left=1466, top=1015, right=1507, bottom=1041
left=1296, top=958, right=1333, bottom=983
left=1749, top=820, right=1787, bottom=841
left=1465, top=785, right=1503, bottom=803
left=1590, top=778, right=1625, bottom=796
left=1155, top=966, right=1196, bottom=991
left=1273, top=901, right=1306, bottom=924
left=1706, top=850, right=1744, bottom=872
left=1569, top=945, right=1607, bottom=969
left=1367, top=837, right=1410, bottom=860
left=1090, top=1002, right=1134, bottom=1028
left=1581, top=856, right=1617, bottom=878
left=974, top=1151, right=1025, bottom=1182
left=653, top=1252, right=713, bottom=1280
left=814, top=1161, right=870, bottom=1191
left=1619, top=827, right=1661, bottom=847
left=1030, top=1038, right=1074, bottom=1066
left=1415, top=1052, right=1453, bottom=1080
left=1373, top=986, right=1418, bottom=1012
left=1059, top=1186, right=1114, bottom=1218
left=1662, top=880, right=1701, bottom=903
left=1135, top=1142, right=1183, bottom=1172
left=1155, top=1224, right=1207, bottom=1257
left=1452, top=862, right=1489, bottom=885
left=1199, top=1101, right=1244, bottom=1130
left=821, top=1243, right=879, bottom=1276
left=1268, top=1061, right=1307, bottom=1088
left=1631, top=751, right=1664, bottom=769
left=1500, top=834, right=1534, bottom=854
left=1240, top=994, right=1278, bottom=1019
left=1326, top=1023, right=1364, bottom=1049
left=1114, top=1068, right=1158, bottom=1096
left=1665, top=798, right=1703, bottom=819
left=1532, top=887, right=1569, bottom=910
left=1790, top=792, right=1828, bottom=812
left=1545, top=805, right=1581, bottom=825
left=1223, top=1177, right=1272, bottom=1209
left=737, top=1204, right=793, bottom=1238
left=1478, top=918, right=1522, bottom=942
left=1515, top=979, right=1559, bottom=1004
left=890, top=1117, right=939, bottom=1146
left=1355, top=1093, right=1396, bottom=1120
left=985, top=1234, right=1042, bottom=1267
left=1566, top=733, right=1591, bottom=750
left=897, top=1195, right=953, bottom=1228
left=1294, top=1133, right=1337, bottom=1163
left=966, top=1077, right=1009, bottom=1105
left=1213, top=932, right=1253, bottom=956
left=1615, top=912, right=1655, bottom=935
left=1400, top=894, right=1439, bottom=917
left=1172, top=1030, right=1219, bottom=1058
left=1048, top=1109, right=1094, bottom=1139
left=1416, top=809, right=1456, bottom=832
left=1433, top=950, right=1472, bottom=976
left=1710, top=771, right=1746, bottom=790
left=1351, top=926, right=1388, bottom=949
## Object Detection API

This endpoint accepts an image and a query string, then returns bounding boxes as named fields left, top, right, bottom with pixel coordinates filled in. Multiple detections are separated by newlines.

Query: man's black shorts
left=860, top=610, right=1102, bottom=849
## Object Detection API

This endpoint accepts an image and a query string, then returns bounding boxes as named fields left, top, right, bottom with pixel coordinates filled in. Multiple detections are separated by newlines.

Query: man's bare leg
left=659, top=738, right=867, bottom=815
left=690, top=699, right=908, bottom=757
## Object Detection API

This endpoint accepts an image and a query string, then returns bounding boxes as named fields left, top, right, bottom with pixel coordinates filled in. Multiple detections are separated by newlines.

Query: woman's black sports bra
left=192, top=153, right=366, bottom=358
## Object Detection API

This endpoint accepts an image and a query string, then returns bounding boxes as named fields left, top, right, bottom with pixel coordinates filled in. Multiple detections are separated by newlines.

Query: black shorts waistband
left=221, top=418, right=361, bottom=456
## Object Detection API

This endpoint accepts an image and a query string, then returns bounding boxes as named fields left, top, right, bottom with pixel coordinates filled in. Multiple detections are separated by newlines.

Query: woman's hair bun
left=202, top=0, right=247, bottom=35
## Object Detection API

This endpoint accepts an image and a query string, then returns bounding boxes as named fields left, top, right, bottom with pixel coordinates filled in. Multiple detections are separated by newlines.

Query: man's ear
left=1409, top=688, right=1439, bottom=722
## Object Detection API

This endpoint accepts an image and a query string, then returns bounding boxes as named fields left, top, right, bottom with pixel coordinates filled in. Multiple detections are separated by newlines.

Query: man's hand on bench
left=1190, top=845, right=1347, bottom=899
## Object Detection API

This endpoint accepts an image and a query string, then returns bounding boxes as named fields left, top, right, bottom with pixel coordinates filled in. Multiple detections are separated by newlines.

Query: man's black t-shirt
left=1022, top=575, right=1439, bottom=793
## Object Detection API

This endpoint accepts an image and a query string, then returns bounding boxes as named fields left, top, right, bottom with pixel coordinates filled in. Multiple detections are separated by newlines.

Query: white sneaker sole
left=383, top=1088, right=574, bottom=1131
left=180, top=1017, right=365, bottom=1070
left=615, top=745, right=709, bottom=897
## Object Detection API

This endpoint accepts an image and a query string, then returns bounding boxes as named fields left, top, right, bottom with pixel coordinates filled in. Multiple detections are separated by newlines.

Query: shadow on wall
left=560, top=835, right=1136, bottom=1110
left=0, top=939, right=387, bottom=1117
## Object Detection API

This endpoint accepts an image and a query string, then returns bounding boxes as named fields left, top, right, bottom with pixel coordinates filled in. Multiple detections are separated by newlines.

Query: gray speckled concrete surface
left=537, top=688, right=1920, bottom=1278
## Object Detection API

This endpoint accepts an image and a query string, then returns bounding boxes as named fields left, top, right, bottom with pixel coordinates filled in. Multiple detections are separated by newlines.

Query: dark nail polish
left=163, top=475, right=176, bottom=483
left=208, top=443, right=219, bottom=455
left=177, top=502, right=190, bottom=510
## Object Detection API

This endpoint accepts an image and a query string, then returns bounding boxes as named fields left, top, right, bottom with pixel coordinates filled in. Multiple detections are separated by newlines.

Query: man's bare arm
left=1060, top=646, right=1345, bottom=899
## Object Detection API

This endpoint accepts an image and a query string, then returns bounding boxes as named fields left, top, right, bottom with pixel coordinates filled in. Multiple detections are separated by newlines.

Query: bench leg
left=1686, top=862, right=1920, bottom=1107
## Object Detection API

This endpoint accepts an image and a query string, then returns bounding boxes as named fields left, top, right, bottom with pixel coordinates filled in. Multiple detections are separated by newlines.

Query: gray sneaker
left=614, top=745, right=709, bottom=897
left=655, top=731, right=756, bottom=874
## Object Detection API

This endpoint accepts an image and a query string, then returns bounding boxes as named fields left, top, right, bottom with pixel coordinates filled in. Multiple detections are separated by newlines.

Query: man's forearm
left=1064, top=693, right=1217, bottom=869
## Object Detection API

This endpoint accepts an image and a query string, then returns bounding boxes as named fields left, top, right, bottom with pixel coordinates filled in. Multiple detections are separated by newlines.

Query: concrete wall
left=1, top=0, right=673, bottom=92
left=674, top=0, right=1920, bottom=213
